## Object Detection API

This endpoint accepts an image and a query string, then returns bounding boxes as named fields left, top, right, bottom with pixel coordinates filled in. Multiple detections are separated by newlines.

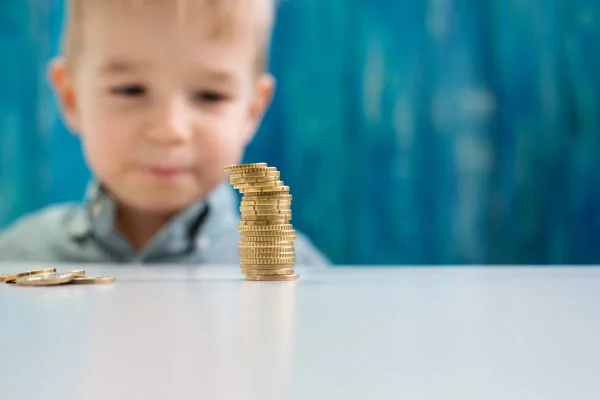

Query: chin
left=109, top=176, right=215, bottom=214
left=128, top=194, right=200, bottom=215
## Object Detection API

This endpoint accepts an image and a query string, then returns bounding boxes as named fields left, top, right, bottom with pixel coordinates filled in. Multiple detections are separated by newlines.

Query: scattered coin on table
left=16, top=272, right=75, bottom=286
left=1, top=268, right=57, bottom=284
left=70, top=276, right=116, bottom=285
left=0, top=268, right=116, bottom=287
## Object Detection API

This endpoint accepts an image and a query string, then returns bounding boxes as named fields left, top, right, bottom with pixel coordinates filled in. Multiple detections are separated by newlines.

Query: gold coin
left=241, top=216, right=291, bottom=223
left=0, top=274, right=16, bottom=283
left=242, top=194, right=292, bottom=201
left=239, top=250, right=295, bottom=257
left=242, top=190, right=290, bottom=196
left=240, top=239, right=296, bottom=246
left=234, top=180, right=284, bottom=190
left=240, top=186, right=289, bottom=194
left=240, top=200, right=292, bottom=207
left=238, top=241, right=295, bottom=248
left=224, top=163, right=268, bottom=171
left=230, top=175, right=280, bottom=185
left=240, top=249, right=295, bottom=255
left=3, top=268, right=57, bottom=284
left=230, top=171, right=280, bottom=179
left=15, top=272, right=74, bottom=286
left=241, top=262, right=296, bottom=268
left=238, top=220, right=290, bottom=226
left=240, top=257, right=296, bottom=265
left=239, top=263, right=295, bottom=269
left=246, top=273, right=300, bottom=282
left=70, top=276, right=116, bottom=285
left=242, top=268, right=295, bottom=275
left=240, top=241, right=296, bottom=247
left=242, top=206, right=290, bottom=211
left=240, top=207, right=292, bottom=215
left=238, top=242, right=294, bottom=248
left=241, top=214, right=290, bottom=221
left=240, top=203, right=291, bottom=209
left=241, top=200, right=292, bottom=206
left=239, top=239, right=295, bottom=246
left=20, top=268, right=56, bottom=277
left=231, top=170, right=280, bottom=178
left=240, top=254, right=295, bottom=260
left=230, top=175, right=280, bottom=184
left=241, top=211, right=292, bottom=219
left=228, top=167, right=278, bottom=174
left=240, top=228, right=296, bottom=234
left=240, top=210, right=292, bottom=217
left=241, top=193, right=291, bottom=200
left=239, top=238, right=296, bottom=243
left=240, top=253, right=296, bottom=261
left=240, top=254, right=296, bottom=264
left=238, top=224, right=294, bottom=231
left=240, top=232, right=296, bottom=239
left=239, top=229, right=296, bottom=236
left=240, top=239, right=295, bottom=244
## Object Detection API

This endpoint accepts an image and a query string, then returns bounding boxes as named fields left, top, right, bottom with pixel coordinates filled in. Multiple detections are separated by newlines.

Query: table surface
left=1, top=264, right=599, bottom=400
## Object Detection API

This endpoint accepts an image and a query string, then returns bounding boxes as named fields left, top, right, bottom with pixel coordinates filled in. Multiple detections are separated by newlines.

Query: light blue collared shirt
left=0, top=182, right=329, bottom=265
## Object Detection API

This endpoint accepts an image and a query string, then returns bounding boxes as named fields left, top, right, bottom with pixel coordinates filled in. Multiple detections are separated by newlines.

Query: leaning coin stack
left=0, top=268, right=116, bottom=286
left=224, top=163, right=299, bottom=281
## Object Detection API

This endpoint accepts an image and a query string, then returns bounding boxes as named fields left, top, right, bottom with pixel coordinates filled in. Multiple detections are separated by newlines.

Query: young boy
left=0, top=0, right=328, bottom=265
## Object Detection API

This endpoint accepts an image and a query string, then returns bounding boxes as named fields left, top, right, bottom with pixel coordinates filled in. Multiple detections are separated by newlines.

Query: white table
left=1, top=264, right=599, bottom=400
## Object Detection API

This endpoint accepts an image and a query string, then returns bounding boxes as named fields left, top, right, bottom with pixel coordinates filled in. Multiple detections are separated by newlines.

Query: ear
left=48, top=57, right=82, bottom=134
left=244, top=73, right=275, bottom=143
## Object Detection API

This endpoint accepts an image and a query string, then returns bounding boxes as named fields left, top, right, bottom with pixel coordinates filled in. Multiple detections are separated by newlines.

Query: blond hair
left=61, top=0, right=276, bottom=71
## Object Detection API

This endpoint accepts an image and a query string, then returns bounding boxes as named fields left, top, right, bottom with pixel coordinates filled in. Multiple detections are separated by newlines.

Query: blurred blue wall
left=1, top=0, right=599, bottom=265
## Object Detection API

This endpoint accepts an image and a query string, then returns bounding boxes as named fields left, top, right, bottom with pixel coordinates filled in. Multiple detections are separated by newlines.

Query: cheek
left=79, top=105, right=132, bottom=173
left=195, top=122, right=247, bottom=176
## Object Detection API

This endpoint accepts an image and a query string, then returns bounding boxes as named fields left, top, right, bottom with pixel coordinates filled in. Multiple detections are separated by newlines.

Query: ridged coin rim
left=224, top=163, right=268, bottom=171
left=245, top=273, right=300, bottom=281
left=238, top=224, right=294, bottom=231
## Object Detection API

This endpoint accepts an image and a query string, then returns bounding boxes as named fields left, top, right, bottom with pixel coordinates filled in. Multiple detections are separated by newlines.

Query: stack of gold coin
left=224, top=163, right=299, bottom=281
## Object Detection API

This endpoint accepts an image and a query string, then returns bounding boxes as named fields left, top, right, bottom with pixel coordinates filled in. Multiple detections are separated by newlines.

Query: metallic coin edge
left=224, top=163, right=268, bottom=171
left=15, top=272, right=75, bottom=286
left=238, top=224, right=294, bottom=231
left=4, top=268, right=57, bottom=283
left=245, top=273, right=300, bottom=281
left=70, top=276, right=116, bottom=285
left=242, top=269, right=295, bottom=275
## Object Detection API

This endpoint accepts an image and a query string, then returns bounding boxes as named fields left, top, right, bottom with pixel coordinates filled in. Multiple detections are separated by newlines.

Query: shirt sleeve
left=0, top=206, right=74, bottom=262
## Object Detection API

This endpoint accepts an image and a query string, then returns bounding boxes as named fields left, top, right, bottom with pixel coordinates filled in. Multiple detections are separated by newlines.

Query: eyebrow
left=100, top=59, right=150, bottom=75
left=99, top=60, right=240, bottom=86
left=198, top=70, right=238, bottom=84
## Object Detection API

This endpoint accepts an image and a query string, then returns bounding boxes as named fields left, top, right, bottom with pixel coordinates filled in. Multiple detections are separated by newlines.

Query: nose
left=144, top=95, right=193, bottom=145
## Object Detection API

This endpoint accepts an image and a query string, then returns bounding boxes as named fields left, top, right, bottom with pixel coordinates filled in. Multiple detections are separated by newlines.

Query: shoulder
left=0, top=204, right=79, bottom=262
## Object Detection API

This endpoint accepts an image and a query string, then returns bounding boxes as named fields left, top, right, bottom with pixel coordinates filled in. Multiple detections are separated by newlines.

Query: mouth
left=143, top=166, right=191, bottom=180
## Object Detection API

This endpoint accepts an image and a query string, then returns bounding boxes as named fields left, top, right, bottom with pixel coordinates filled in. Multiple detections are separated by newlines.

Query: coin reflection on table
left=238, top=279, right=296, bottom=399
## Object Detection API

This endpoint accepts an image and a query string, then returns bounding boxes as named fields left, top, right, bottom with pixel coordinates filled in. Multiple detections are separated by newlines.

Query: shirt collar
left=68, top=180, right=233, bottom=260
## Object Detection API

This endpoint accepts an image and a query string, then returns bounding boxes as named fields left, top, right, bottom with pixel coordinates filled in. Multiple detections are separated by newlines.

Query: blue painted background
left=1, top=0, right=599, bottom=265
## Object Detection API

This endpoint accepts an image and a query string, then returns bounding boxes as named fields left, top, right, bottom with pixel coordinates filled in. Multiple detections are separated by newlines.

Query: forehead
left=79, top=2, right=259, bottom=74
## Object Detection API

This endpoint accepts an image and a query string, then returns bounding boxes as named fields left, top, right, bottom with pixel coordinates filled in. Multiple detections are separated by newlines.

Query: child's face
left=51, top=3, right=274, bottom=214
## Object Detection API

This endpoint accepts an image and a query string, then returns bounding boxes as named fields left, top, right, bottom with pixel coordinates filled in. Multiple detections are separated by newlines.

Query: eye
left=196, top=91, right=228, bottom=103
left=110, top=84, right=147, bottom=97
